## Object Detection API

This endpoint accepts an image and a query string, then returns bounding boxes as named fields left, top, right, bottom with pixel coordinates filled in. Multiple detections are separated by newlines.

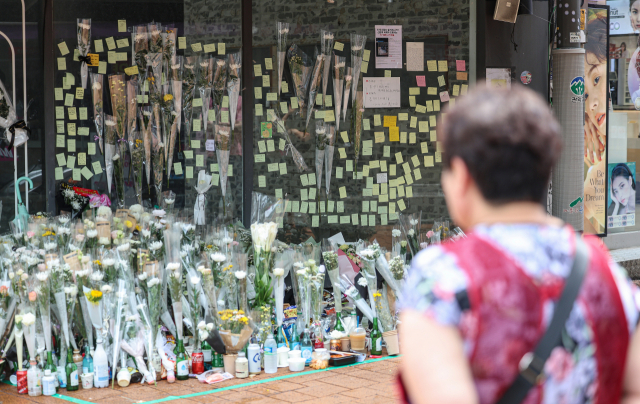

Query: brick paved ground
left=0, top=356, right=400, bottom=403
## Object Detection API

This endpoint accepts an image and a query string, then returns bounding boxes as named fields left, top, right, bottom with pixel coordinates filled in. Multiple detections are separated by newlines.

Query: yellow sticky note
left=410, top=116, right=417, bottom=128
left=395, top=152, right=403, bottom=164
left=334, top=42, right=344, bottom=51
left=118, top=20, right=127, bottom=32
left=98, top=61, right=107, bottom=74
left=116, top=38, right=129, bottom=48
left=255, top=104, right=263, bottom=116
left=79, top=107, right=88, bottom=120
left=338, top=148, right=347, bottom=159
left=389, top=127, right=399, bottom=142
left=438, top=60, right=448, bottom=72
left=185, top=166, right=194, bottom=179
left=55, top=167, right=64, bottom=180
left=339, top=186, right=347, bottom=199
left=363, top=49, right=371, bottom=61
left=421, top=142, right=429, bottom=154
left=67, top=138, right=76, bottom=152
left=88, top=143, right=96, bottom=155
left=203, top=43, right=216, bottom=53
left=57, top=57, right=66, bottom=70
left=438, top=75, right=446, bottom=87
left=264, top=58, right=273, bottom=70
left=191, top=43, right=203, bottom=52
left=94, top=39, right=104, bottom=53
left=196, top=154, right=204, bottom=167
left=92, top=161, right=102, bottom=174
left=409, top=96, right=416, bottom=107
left=64, top=93, right=75, bottom=107
left=178, top=37, right=186, bottom=49
left=383, top=116, right=397, bottom=127
left=361, top=61, right=368, bottom=74
left=419, top=121, right=429, bottom=132
left=262, top=75, right=270, bottom=87
left=218, top=43, right=226, bottom=54
left=75, top=87, right=84, bottom=99
left=374, top=132, right=385, bottom=143
left=453, top=85, right=460, bottom=97
left=415, top=104, right=426, bottom=114
left=124, top=66, right=139, bottom=76
left=105, top=37, right=116, bottom=50
left=291, top=97, right=298, bottom=109
left=340, top=131, right=349, bottom=143
left=58, top=41, right=70, bottom=55
left=193, top=119, right=201, bottom=132
left=384, top=70, right=391, bottom=77
left=427, top=60, right=437, bottom=72
left=174, top=162, right=183, bottom=175
left=374, top=114, right=381, bottom=126
left=78, top=153, right=86, bottom=166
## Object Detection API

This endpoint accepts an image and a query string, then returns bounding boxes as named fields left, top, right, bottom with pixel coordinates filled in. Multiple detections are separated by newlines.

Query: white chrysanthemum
left=92, top=82, right=101, bottom=91
left=141, top=229, right=150, bottom=238
left=171, top=64, right=180, bottom=69
left=407, top=229, right=415, bottom=236
left=152, top=209, right=166, bottom=217
left=87, top=229, right=98, bottom=238
left=103, top=258, right=115, bottom=267
left=211, top=253, right=226, bottom=263
left=36, top=271, right=49, bottom=282
left=197, top=321, right=207, bottom=330
left=138, top=273, right=148, bottom=281
left=22, top=313, right=36, bottom=326
left=149, top=241, right=163, bottom=252
left=359, top=249, right=375, bottom=260
left=166, top=262, right=180, bottom=271
left=410, top=219, right=419, bottom=226
left=21, top=273, right=28, bottom=281
left=392, top=229, right=401, bottom=237
left=117, top=243, right=130, bottom=252
left=234, top=271, right=246, bottom=279
left=273, top=267, right=284, bottom=277
left=101, top=285, right=112, bottom=294
left=58, top=227, right=71, bottom=235
left=8, top=272, right=14, bottom=279
left=296, top=268, right=307, bottom=276
left=112, top=154, right=120, bottom=161
left=357, top=277, right=368, bottom=287
left=147, top=277, right=160, bottom=287
left=58, top=216, right=70, bottom=225
left=190, top=276, right=200, bottom=285
left=91, top=272, right=104, bottom=281
left=99, top=237, right=110, bottom=245
left=293, top=262, right=304, bottom=269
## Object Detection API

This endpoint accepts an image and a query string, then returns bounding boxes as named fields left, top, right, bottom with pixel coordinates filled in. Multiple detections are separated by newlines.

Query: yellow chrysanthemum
left=164, top=94, right=173, bottom=102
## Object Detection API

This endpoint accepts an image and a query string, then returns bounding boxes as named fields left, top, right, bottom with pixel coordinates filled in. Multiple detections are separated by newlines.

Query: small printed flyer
left=375, top=25, right=403, bottom=69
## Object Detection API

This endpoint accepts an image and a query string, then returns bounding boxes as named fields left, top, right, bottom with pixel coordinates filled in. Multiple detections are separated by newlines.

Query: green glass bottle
left=334, top=312, right=345, bottom=332
left=175, top=339, right=189, bottom=380
left=370, top=318, right=383, bottom=356
left=65, top=350, right=78, bottom=391
left=213, top=351, right=224, bottom=369
left=44, top=351, right=57, bottom=392
left=201, top=340, right=213, bottom=371
left=276, top=325, right=289, bottom=349
left=290, top=324, right=301, bottom=350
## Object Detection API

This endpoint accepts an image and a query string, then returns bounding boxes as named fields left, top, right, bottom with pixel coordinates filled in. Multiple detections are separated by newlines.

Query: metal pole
left=0, top=31, right=17, bottom=218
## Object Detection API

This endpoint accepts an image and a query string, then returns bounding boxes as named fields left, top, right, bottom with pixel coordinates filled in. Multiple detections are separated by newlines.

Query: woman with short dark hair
left=398, top=86, right=640, bottom=404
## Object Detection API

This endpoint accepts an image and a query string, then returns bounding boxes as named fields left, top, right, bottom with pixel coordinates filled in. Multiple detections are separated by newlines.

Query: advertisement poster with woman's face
left=608, top=162, right=636, bottom=228
left=584, top=8, right=609, bottom=235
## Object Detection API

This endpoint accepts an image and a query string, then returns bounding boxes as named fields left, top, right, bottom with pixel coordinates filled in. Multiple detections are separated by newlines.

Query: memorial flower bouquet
left=218, top=309, right=251, bottom=354
left=77, top=18, right=91, bottom=89
left=0, top=280, right=16, bottom=346
left=373, top=288, right=395, bottom=332
left=198, top=255, right=222, bottom=320
left=50, top=259, right=73, bottom=349
left=389, top=255, right=405, bottom=281
left=132, top=25, right=149, bottom=76
left=350, top=34, right=366, bottom=104
left=276, top=21, right=290, bottom=96
left=315, top=121, right=328, bottom=195
left=165, top=82, right=180, bottom=184
left=305, top=51, right=325, bottom=129
left=197, top=56, right=213, bottom=131
left=148, top=23, right=163, bottom=54
left=35, top=269, right=54, bottom=353
left=249, top=221, right=277, bottom=309
left=129, top=132, right=145, bottom=204
left=333, top=55, right=346, bottom=132
left=398, top=211, right=421, bottom=256
left=370, top=243, right=400, bottom=294
left=181, top=56, right=198, bottom=146
left=90, top=73, right=104, bottom=155
left=109, top=74, right=128, bottom=208
left=357, top=248, right=378, bottom=316
left=138, top=106, right=153, bottom=187
left=0, top=78, right=28, bottom=148
left=161, top=28, right=177, bottom=74
left=215, top=124, right=232, bottom=207
left=352, top=90, right=364, bottom=170
left=322, top=239, right=341, bottom=314
left=104, top=114, right=117, bottom=197
left=212, top=58, right=227, bottom=126
left=127, top=80, right=138, bottom=137
left=271, top=113, right=308, bottom=172
left=320, top=30, right=334, bottom=103
left=227, top=51, right=242, bottom=132
left=342, top=67, right=352, bottom=122
left=287, top=44, right=312, bottom=118
left=167, top=260, right=183, bottom=340
left=339, top=275, right=373, bottom=322
left=324, top=125, right=335, bottom=197
left=75, top=267, right=94, bottom=350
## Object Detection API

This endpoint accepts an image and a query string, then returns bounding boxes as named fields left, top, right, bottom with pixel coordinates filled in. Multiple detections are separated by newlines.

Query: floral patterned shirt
left=399, top=224, right=640, bottom=404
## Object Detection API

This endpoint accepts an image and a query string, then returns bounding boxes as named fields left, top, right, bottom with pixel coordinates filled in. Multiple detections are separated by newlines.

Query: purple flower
left=89, top=193, right=111, bottom=208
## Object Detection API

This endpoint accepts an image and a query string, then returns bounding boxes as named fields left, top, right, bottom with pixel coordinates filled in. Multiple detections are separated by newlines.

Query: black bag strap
left=496, top=235, right=590, bottom=404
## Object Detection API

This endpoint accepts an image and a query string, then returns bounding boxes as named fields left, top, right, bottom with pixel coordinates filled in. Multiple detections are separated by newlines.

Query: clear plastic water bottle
left=93, top=338, right=109, bottom=388
left=264, top=334, right=278, bottom=374
left=301, top=328, right=313, bottom=365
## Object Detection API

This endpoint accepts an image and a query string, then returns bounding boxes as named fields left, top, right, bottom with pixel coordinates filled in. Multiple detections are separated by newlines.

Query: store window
left=50, top=0, right=243, bottom=223
left=608, top=0, right=640, bottom=234
left=251, top=0, right=473, bottom=248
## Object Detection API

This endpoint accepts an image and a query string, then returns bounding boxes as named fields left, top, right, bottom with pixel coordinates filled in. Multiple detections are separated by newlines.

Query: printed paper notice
left=406, top=42, right=424, bottom=71
left=363, top=77, right=401, bottom=108
left=375, top=25, right=402, bottom=69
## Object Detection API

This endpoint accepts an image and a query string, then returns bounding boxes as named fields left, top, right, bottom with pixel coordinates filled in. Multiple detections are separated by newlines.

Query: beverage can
left=191, top=352, right=204, bottom=375
left=17, top=370, right=28, bottom=394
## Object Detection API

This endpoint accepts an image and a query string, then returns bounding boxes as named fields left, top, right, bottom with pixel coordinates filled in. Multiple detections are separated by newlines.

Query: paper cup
left=277, top=347, right=290, bottom=368
left=81, top=373, right=94, bottom=389
left=223, top=354, right=237, bottom=375
left=382, top=330, right=400, bottom=356
left=340, top=338, right=351, bottom=351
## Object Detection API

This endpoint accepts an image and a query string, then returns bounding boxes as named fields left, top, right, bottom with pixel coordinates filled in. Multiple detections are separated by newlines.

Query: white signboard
left=363, top=77, right=401, bottom=108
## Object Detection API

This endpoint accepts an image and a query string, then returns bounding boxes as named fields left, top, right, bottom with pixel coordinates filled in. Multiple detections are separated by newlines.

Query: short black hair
left=441, top=86, right=562, bottom=204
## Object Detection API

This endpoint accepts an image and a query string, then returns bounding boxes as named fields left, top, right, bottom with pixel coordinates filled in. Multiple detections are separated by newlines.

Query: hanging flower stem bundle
left=249, top=222, right=278, bottom=309
left=227, top=51, right=242, bottom=132
left=276, top=21, right=290, bottom=96
left=90, top=73, right=104, bottom=155
left=77, top=19, right=91, bottom=89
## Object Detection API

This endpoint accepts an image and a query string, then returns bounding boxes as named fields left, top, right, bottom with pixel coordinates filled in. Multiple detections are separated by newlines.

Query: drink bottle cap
left=238, top=351, right=245, bottom=357
left=44, top=370, right=51, bottom=376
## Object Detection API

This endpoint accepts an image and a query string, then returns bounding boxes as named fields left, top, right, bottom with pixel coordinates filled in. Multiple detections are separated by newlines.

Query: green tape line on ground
left=50, top=355, right=398, bottom=404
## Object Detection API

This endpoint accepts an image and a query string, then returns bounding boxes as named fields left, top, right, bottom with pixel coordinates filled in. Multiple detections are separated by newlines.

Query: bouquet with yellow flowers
left=218, top=309, right=251, bottom=354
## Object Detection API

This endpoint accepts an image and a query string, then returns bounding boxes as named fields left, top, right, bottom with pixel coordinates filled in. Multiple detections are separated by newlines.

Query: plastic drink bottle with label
left=82, top=343, right=93, bottom=374
left=93, top=338, right=109, bottom=388
left=264, top=334, right=278, bottom=374
left=44, top=351, right=57, bottom=392
left=235, top=351, right=249, bottom=378
left=27, top=359, right=42, bottom=396
left=290, top=324, right=301, bottom=350
left=42, top=370, right=56, bottom=396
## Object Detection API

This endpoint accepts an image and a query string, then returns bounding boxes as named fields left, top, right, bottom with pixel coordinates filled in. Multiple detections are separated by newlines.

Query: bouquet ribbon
left=78, top=55, right=92, bottom=64
left=6, top=120, right=30, bottom=149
